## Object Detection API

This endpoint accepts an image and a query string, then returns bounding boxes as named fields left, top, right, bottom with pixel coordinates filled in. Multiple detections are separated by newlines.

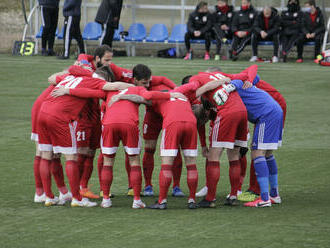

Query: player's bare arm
left=108, top=94, right=151, bottom=107
left=102, top=82, right=134, bottom=91
left=48, top=70, right=69, bottom=85
left=195, top=77, right=231, bottom=97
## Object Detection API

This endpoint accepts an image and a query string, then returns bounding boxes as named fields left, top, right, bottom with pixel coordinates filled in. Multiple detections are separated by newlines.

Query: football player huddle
left=31, top=44, right=286, bottom=209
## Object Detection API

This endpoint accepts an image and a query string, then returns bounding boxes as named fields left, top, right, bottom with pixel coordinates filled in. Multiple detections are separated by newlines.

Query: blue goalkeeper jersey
left=230, top=80, right=282, bottom=123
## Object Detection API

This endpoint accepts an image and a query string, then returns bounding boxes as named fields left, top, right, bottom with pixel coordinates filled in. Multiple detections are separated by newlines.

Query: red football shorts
left=210, top=110, right=248, bottom=149
left=38, top=112, right=78, bottom=154
left=160, top=121, right=197, bottom=157
left=143, top=109, right=163, bottom=140
left=101, top=123, right=141, bottom=156
left=31, top=99, right=42, bottom=142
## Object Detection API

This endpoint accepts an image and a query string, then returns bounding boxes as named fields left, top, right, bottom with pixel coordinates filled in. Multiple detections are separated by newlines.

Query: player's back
left=103, top=86, right=143, bottom=126
left=256, top=80, right=286, bottom=107
left=231, top=80, right=282, bottom=123
left=41, top=74, right=105, bottom=122
left=191, top=72, right=246, bottom=113
left=153, top=97, right=196, bottom=128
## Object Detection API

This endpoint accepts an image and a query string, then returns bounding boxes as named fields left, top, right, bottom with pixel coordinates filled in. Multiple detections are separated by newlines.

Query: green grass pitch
left=0, top=54, right=330, bottom=248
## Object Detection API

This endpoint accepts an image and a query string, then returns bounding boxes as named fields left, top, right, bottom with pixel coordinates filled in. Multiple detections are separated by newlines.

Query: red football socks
left=77, top=154, right=87, bottom=179
left=142, top=148, right=155, bottom=187
left=172, top=153, right=182, bottom=188
left=130, top=166, right=142, bottom=200
left=80, top=156, right=94, bottom=188
left=97, top=153, right=103, bottom=191
left=158, top=164, right=173, bottom=203
left=125, top=153, right=132, bottom=188
left=65, top=160, right=82, bottom=201
left=205, top=161, right=220, bottom=202
left=39, top=158, right=54, bottom=198
left=229, top=160, right=241, bottom=196
left=239, top=156, right=247, bottom=191
left=33, top=156, right=43, bottom=195
left=101, top=165, right=113, bottom=199
left=51, top=158, right=68, bottom=194
left=186, top=164, right=198, bottom=201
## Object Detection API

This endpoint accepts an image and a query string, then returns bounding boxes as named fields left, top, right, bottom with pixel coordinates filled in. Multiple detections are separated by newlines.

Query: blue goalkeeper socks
left=266, top=155, right=278, bottom=197
left=253, top=156, right=269, bottom=201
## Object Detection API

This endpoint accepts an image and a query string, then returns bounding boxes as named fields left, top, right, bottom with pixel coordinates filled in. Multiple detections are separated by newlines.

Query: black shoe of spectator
left=282, top=52, right=287, bottom=63
left=57, top=55, right=69, bottom=60
left=48, top=50, right=56, bottom=56
left=41, top=49, right=48, bottom=56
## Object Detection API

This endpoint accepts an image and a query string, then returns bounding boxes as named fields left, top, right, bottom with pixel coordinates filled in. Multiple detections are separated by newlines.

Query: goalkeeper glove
left=212, top=84, right=236, bottom=106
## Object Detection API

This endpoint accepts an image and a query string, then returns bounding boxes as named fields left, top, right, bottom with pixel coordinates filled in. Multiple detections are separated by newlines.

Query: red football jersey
left=40, top=74, right=106, bottom=122
left=152, top=93, right=197, bottom=128
left=103, top=86, right=170, bottom=126
left=188, top=71, right=246, bottom=114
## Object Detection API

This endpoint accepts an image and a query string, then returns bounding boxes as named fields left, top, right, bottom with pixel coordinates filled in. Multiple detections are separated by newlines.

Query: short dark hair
left=95, top=65, right=115, bottom=82
left=218, top=0, right=228, bottom=3
left=94, top=45, right=113, bottom=60
left=196, top=1, right=208, bottom=10
left=181, top=75, right=192, bottom=85
left=132, top=64, right=152, bottom=81
left=305, top=0, right=315, bottom=6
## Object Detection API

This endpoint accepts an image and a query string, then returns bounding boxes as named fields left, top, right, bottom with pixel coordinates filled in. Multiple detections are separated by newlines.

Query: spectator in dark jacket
left=230, top=0, right=257, bottom=61
left=184, top=1, right=212, bottom=60
left=250, top=7, right=281, bottom=63
left=211, top=0, right=234, bottom=60
left=95, top=0, right=123, bottom=48
left=280, top=0, right=304, bottom=62
left=297, top=0, right=325, bottom=61
left=58, top=0, right=85, bottom=59
left=38, top=0, right=59, bottom=56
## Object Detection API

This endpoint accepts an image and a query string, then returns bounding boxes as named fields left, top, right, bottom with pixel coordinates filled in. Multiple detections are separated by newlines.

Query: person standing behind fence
left=184, top=1, right=212, bottom=61
left=230, top=0, right=257, bottom=61
left=58, top=0, right=85, bottom=59
left=211, top=0, right=234, bottom=61
left=250, top=7, right=281, bottom=63
left=280, top=0, right=304, bottom=63
left=38, top=0, right=59, bottom=56
left=95, top=0, right=123, bottom=48
left=297, top=0, right=325, bottom=62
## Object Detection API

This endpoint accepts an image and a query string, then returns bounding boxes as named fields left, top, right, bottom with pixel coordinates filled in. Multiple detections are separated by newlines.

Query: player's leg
left=198, top=147, right=222, bottom=208
left=265, top=150, right=281, bottom=204
left=122, top=123, right=146, bottom=209
left=181, top=122, right=198, bottom=209
left=33, top=142, right=44, bottom=202
left=172, top=150, right=184, bottom=197
left=100, top=124, right=120, bottom=207
left=125, top=153, right=133, bottom=196
left=148, top=123, right=179, bottom=209
left=142, top=110, right=162, bottom=195
left=47, top=7, right=58, bottom=55
left=40, top=6, right=51, bottom=55
left=225, top=147, right=241, bottom=206
left=101, top=154, right=115, bottom=208
left=198, top=115, right=223, bottom=207
left=142, top=139, right=157, bottom=195
left=245, top=111, right=283, bottom=207
left=50, top=153, right=71, bottom=204
left=37, top=113, right=58, bottom=206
